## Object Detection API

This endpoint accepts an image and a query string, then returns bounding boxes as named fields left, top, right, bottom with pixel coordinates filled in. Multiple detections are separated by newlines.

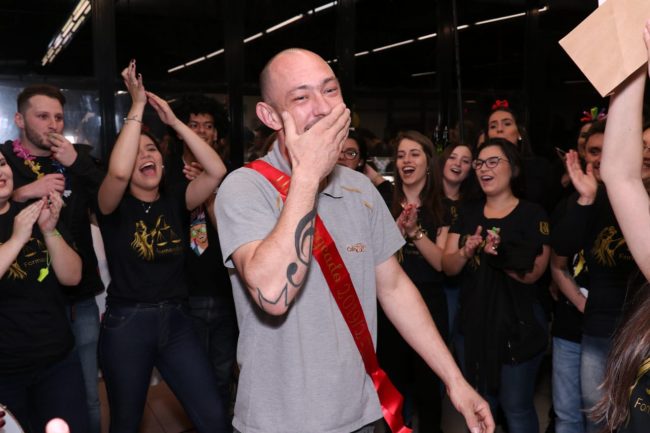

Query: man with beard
left=1, top=84, right=105, bottom=433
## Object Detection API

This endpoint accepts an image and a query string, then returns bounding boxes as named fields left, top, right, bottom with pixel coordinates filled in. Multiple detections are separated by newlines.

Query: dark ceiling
left=1, top=0, right=597, bottom=91
left=0, top=0, right=605, bottom=153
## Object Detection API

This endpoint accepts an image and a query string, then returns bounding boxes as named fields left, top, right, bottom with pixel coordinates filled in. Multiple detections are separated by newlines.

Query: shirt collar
left=260, top=139, right=344, bottom=199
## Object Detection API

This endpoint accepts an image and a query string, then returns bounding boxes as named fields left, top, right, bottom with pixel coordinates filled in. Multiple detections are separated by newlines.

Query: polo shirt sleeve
left=368, top=185, right=405, bottom=265
left=216, top=168, right=283, bottom=268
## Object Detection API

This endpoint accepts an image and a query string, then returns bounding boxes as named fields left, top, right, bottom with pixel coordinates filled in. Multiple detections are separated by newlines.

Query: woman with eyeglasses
left=375, top=130, right=449, bottom=432
left=442, top=137, right=550, bottom=433
left=336, top=129, right=392, bottom=203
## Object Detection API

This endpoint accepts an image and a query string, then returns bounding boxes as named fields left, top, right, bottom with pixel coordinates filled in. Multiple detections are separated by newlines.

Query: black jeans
left=0, top=348, right=89, bottom=433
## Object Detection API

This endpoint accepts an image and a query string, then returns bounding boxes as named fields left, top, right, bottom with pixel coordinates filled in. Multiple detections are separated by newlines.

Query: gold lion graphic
left=591, top=226, right=626, bottom=267
left=131, top=216, right=182, bottom=261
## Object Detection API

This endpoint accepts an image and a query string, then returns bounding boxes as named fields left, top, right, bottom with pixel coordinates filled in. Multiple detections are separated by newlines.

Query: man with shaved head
left=217, top=48, right=493, bottom=433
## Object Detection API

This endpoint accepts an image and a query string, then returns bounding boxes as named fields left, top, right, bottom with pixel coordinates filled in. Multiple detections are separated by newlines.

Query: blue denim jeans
left=67, top=297, right=101, bottom=433
left=187, top=295, right=238, bottom=412
left=99, top=301, right=228, bottom=433
left=0, top=349, right=89, bottom=433
left=455, top=304, right=546, bottom=433
left=443, top=284, right=460, bottom=342
left=581, top=335, right=611, bottom=433
left=552, top=337, right=584, bottom=433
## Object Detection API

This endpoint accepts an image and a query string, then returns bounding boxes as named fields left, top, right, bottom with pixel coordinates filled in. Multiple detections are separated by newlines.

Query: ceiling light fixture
left=168, top=1, right=338, bottom=73
left=41, top=0, right=91, bottom=66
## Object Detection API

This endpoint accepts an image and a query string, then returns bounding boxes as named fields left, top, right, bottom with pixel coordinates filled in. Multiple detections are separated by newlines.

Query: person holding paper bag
left=590, top=19, right=650, bottom=433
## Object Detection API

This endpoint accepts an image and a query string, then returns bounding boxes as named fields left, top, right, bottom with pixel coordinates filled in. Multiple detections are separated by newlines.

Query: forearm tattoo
left=257, top=208, right=317, bottom=311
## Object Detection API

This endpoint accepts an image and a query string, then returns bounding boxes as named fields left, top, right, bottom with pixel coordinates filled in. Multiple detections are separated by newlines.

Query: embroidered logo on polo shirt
left=347, top=243, right=366, bottom=253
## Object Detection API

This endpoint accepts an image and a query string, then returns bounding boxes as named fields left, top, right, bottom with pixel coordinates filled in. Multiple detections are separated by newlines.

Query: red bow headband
left=491, top=99, right=509, bottom=110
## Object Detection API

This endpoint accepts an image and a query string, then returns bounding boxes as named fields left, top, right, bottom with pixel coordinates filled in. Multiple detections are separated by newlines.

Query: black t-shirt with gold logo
left=619, top=358, right=650, bottom=433
left=552, top=187, right=638, bottom=338
left=97, top=185, right=189, bottom=303
left=0, top=202, right=73, bottom=374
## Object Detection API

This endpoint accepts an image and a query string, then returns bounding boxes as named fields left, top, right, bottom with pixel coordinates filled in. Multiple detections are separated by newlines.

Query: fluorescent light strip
left=185, top=56, right=207, bottom=67
left=244, top=32, right=264, bottom=43
left=354, top=51, right=369, bottom=57
left=457, top=24, right=469, bottom=30
left=167, top=65, right=186, bottom=73
left=206, top=48, right=225, bottom=59
left=474, top=12, right=525, bottom=26
left=266, top=14, right=303, bottom=33
left=83, top=3, right=91, bottom=15
left=411, top=71, right=436, bottom=77
left=71, top=0, right=89, bottom=21
left=314, top=1, right=337, bottom=13
left=168, top=1, right=338, bottom=73
left=372, top=39, right=414, bottom=53
left=72, top=16, right=85, bottom=33
left=417, top=33, right=437, bottom=41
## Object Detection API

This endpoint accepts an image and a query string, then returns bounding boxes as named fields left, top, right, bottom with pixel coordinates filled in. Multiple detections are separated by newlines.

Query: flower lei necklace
left=12, top=139, right=65, bottom=179
left=12, top=139, right=45, bottom=179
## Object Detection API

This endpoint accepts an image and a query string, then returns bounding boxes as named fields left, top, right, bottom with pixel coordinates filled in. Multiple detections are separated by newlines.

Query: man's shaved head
left=259, top=48, right=333, bottom=105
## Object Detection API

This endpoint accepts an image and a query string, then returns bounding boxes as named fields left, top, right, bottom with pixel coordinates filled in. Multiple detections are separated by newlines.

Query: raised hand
left=565, top=150, right=597, bottom=204
left=462, top=225, right=484, bottom=258
left=37, top=192, right=63, bottom=235
left=121, top=59, right=146, bottom=105
left=146, top=91, right=180, bottom=128
left=282, top=103, right=351, bottom=182
left=12, top=200, right=44, bottom=245
left=47, top=133, right=78, bottom=167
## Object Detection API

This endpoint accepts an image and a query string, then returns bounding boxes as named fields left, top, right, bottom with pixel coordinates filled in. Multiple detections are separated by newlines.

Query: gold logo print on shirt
left=130, top=216, right=182, bottom=261
left=591, top=226, right=627, bottom=267
left=1, top=237, right=46, bottom=280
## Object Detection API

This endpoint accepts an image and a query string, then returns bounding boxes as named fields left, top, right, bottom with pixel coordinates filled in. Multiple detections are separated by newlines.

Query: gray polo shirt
left=216, top=142, right=404, bottom=433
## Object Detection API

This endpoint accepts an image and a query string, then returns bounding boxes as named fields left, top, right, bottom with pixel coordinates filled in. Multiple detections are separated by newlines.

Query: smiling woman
left=95, top=60, right=229, bottom=433
left=442, top=137, right=551, bottom=433
left=376, top=130, right=449, bottom=432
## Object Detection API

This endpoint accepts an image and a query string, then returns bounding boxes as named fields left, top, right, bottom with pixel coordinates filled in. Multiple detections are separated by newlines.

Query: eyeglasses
left=340, top=149, right=359, bottom=160
left=472, top=156, right=509, bottom=170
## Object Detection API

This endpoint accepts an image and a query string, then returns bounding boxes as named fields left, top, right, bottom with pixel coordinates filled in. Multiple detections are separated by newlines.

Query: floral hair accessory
left=580, top=107, right=607, bottom=123
left=491, top=99, right=509, bottom=110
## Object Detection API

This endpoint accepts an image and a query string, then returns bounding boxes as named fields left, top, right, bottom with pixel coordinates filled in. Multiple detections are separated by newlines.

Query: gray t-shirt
left=216, top=143, right=404, bottom=433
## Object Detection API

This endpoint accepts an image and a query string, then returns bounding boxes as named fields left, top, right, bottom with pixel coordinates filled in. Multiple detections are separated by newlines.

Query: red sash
left=246, top=160, right=411, bottom=433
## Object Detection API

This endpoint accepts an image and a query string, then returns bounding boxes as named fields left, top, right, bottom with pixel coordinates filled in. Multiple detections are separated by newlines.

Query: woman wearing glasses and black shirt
left=443, top=137, right=550, bottom=433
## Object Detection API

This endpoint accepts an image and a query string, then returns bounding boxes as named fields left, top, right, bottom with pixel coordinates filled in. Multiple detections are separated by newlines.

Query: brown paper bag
left=559, top=0, right=650, bottom=97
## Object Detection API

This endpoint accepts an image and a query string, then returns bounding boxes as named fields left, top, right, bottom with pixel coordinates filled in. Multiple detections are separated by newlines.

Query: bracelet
left=43, top=229, right=62, bottom=238
left=124, top=116, right=142, bottom=123
left=407, top=228, right=425, bottom=242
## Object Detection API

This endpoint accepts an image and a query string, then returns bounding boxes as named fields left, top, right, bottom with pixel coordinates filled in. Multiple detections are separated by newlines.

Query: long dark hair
left=438, top=143, right=479, bottom=201
left=390, top=130, right=445, bottom=227
left=590, top=283, right=650, bottom=432
left=487, top=106, right=534, bottom=157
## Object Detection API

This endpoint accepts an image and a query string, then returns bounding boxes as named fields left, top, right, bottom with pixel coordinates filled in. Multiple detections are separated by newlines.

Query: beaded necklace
left=12, top=139, right=67, bottom=180
left=12, top=139, right=45, bottom=179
